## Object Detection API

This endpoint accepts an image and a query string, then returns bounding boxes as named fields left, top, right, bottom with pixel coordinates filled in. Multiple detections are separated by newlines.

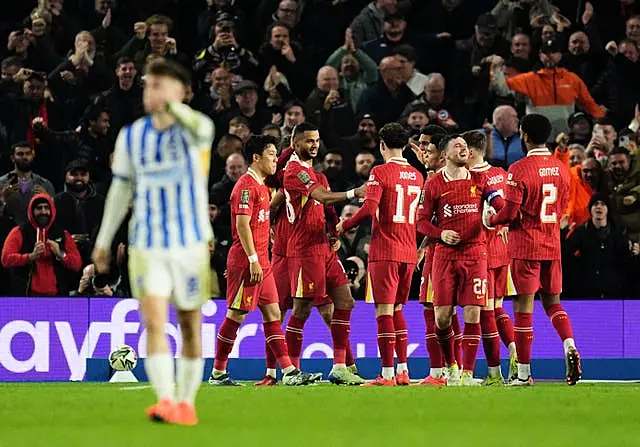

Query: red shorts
left=226, top=266, right=278, bottom=312
left=510, top=259, right=562, bottom=295
left=274, top=254, right=333, bottom=310
left=432, top=258, right=488, bottom=307
left=288, top=252, right=349, bottom=299
left=365, top=261, right=415, bottom=305
left=487, top=264, right=510, bottom=299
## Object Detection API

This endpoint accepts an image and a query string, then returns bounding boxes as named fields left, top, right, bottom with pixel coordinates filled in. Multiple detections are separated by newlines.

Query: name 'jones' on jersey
left=118, top=118, right=212, bottom=250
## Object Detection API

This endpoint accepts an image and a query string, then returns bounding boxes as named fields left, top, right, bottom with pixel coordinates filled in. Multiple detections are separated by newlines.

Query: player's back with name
left=227, top=172, right=271, bottom=270
left=422, top=170, right=491, bottom=260
left=506, top=150, right=569, bottom=260
left=368, top=160, right=423, bottom=263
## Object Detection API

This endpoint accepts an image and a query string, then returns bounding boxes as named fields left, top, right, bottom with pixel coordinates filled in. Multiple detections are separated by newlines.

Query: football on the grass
left=109, top=345, right=138, bottom=371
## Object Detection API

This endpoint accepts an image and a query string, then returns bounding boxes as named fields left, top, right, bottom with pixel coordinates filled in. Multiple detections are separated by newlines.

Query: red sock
left=264, top=320, right=293, bottom=370
left=462, top=322, right=481, bottom=373
left=452, top=313, right=463, bottom=368
left=376, top=314, right=395, bottom=368
left=393, top=309, right=408, bottom=364
left=213, top=317, right=240, bottom=371
left=345, top=338, right=355, bottom=367
left=424, top=307, right=444, bottom=368
left=436, top=325, right=456, bottom=367
left=514, top=312, right=534, bottom=364
left=545, top=304, right=574, bottom=341
left=265, top=339, right=277, bottom=370
left=285, top=315, right=306, bottom=369
left=331, top=309, right=351, bottom=365
left=495, top=306, right=515, bottom=348
left=480, top=310, right=501, bottom=368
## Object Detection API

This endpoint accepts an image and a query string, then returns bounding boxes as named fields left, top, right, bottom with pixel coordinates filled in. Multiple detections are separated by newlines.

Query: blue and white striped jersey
left=112, top=114, right=214, bottom=250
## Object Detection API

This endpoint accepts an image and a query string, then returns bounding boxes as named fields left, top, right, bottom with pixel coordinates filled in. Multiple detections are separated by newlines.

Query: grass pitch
left=1, top=382, right=639, bottom=447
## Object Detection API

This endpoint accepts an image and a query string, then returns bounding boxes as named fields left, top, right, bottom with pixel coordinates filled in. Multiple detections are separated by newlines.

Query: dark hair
left=145, top=59, right=191, bottom=88
left=146, top=14, right=173, bottom=31
left=82, top=103, right=108, bottom=127
left=379, top=122, right=408, bottom=150
left=594, top=116, right=616, bottom=127
left=419, top=124, right=447, bottom=137
left=116, top=56, right=135, bottom=68
left=408, top=103, right=429, bottom=116
left=1, top=56, right=22, bottom=69
left=229, top=115, right=250, bottom=127
left=11, top=141, right=31, bottom=153
left=609, top=146, right=630, bottom=158
left=261, top=123, right=281, bottom=135
left=284, top=99, right=305, bottom=114
left=266, top=21, right=290, bottom=41
left=520, top=114, right=551, bottom=145
left=244, top=135, right=278, bottom=162
left=393, top=44, right=418, bottom=63
left=438, top=134, right=462, bottom=152
left=461, top=130, right=487, bottom=154
left=588, top=192, right=610, bottom=211
left=292, top=122, right=318, bottom=139
left=217, top=133, right=244, bottom=148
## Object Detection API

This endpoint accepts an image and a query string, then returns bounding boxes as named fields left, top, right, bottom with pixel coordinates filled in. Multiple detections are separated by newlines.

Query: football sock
left=213, top=317, right=240, bottom=372
left=346, top=338, right=355, bottom=367
left=488, top=366, right=502, bottom=378
left=264, top=320, right=294, bottom=371
left=176, top=357, right=203, bottom=405
left=495, top=306, right=516, bottom=348
left=331, top=309, right=351, bottom=365
left=393, top=310, right=408, bottom=369
left=435, top=325, right=456, bottom=367
left=514, top=312, right=534, bottom=371
left=376, top=314, right=395, bottom=379
left=285, top=315, right=306, bottom=369
left=424, top=307, right=444, bottom=372
left=480, top=310, right=501, bottom=368
left=518, top=363, right=531, bottom=379
left=545, top=304, right=576, bottom=353
left=461, top=322, right=481, bottom=373
left=265, top=338, right=277, bottom=373
left=145, top=353, right=174, bottom=401
left=451, top=313, right=463, bottom=368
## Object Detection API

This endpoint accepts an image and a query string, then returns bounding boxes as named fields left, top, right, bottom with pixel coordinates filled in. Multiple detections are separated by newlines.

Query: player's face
left=256, top=144, right=278, bottom=176
left=143, top=74, right=186, bottom=114
left=445, top=137, right=468, bottom=166
left=294, top=130, right=320, bottom=161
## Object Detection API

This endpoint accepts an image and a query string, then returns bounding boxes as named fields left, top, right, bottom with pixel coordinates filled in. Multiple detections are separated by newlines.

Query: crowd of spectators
left=1, top=0, right=640, bottom=299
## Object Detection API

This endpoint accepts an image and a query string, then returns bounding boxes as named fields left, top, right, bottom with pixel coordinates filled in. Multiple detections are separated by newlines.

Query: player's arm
left=236, top=214, right=263, bottom=284
left=339, top=173, right=382, bottom=232
left=416, top=186, right=460, bottom=245
left=166, top=101, right=215, bottom=149
left=310, top=184, right=363, bottom=205
left=284, top=162, right=364, bottom=205
left=94, top=130, right=133, bottom=265
left=270, top=189, right=285, bottom=217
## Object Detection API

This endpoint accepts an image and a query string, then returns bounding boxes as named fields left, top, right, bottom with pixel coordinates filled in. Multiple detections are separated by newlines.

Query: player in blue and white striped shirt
left=93, top=60, right=214, bottom=426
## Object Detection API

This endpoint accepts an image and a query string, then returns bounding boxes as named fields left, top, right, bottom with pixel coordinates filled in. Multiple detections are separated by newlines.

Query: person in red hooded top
left=1, top=193, right=81, bottom=296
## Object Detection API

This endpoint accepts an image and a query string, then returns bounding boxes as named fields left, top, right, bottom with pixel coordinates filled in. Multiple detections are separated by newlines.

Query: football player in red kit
left=338, top=123, right=423, bottom=386
left=488, top=114, right=581, bottom=386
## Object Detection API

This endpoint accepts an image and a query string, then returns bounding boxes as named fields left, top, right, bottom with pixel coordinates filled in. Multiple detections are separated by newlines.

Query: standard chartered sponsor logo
left=443, top=204, right=453, bottom=217
left=443, top=203, right=478, bottom=217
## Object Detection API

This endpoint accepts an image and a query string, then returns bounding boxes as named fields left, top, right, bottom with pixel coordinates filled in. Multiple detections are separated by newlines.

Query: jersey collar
left=470, top=161, right=490, bottom=172
left=246, top=168, right=263, bottom=185
left=387, top=157, right=409, bottom=166
left=442, top=167, right=471, bottom=182
left=527, top=147, right=551, bottom=157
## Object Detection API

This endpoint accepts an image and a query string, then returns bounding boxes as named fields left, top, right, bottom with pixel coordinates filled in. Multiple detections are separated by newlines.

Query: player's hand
left=29, top=241, right=45, bottom=262
left=440, top=230, right=461, bottom=245
left=354, top=184, right=366, bottom=199
left=92, top=247, right=111, bottom=274
left=623, top=195, right=637, bottom=206
left=250, top=261, right=263, bottom=284
left=497, top=227, right=508, bottom=244
left=482, top=206, right=496, bottom=230
left=330, top=237, right=341, bottom=252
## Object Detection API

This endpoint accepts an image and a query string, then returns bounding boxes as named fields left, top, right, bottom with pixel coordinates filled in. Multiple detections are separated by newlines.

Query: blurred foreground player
left=417, top=135, right=505, bottom=386
left=488, top=114, right=581, bottom=386
left=283, top=123, right=365, bottom=385
left=93, top=60, right=214, bottom=425
left=338, top=123, right=423, bottom=386
left=209, top=135, right=320, bottom=387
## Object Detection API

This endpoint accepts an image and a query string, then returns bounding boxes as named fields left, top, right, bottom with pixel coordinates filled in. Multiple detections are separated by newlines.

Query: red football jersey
left=269, top=147, right=296, bottom=257
left=283, top=158, right=331, bottom=257
left=504, top=148, right=570, bottom=260
left=417, top=168, right=500, bottom=260
left=228, top=169, right=272, bottom=269
left=343, top=157, right=423, bottom=263
left=470, top=162, right=509, bottom=269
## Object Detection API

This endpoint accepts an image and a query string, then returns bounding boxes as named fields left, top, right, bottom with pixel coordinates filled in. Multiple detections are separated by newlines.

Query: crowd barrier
left=1, top=298, right=639, bottom=381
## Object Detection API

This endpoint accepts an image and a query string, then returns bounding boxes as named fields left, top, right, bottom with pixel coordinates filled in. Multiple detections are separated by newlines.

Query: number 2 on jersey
left=540, top=183, right=557, bottom=223
left=393, top=185, right=421, bottom=224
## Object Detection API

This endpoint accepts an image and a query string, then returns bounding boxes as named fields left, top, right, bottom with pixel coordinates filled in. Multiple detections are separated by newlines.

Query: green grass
left=1, top=382, right=639, bottom=447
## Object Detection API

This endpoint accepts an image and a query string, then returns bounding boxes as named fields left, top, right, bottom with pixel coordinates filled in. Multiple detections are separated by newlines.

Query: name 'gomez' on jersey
left=417, top=169, right=501, bottom=260
left=504, top=148, right=570, bottom=260
left=228, top=169, right=271, bottom=269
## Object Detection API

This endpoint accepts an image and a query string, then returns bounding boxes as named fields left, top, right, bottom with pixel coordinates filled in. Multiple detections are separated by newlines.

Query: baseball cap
left=233, top=80, right=259, bottom=94
left=65, top=159, right=90, bottom=174
left=540, top=39, right=562, bottom=54
left=216, top=12, right=234, bottom=25
left=384, top=12, right=406, bottom=22
left=476, top=13, right=497, bottom=31
left=357, top=113, right=375, bottom=123
left=568, top=111, right=591, bottom=127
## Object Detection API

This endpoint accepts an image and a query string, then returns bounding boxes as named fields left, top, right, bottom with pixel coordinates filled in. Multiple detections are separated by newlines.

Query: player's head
left=142, top=59, right=191, bottom=114
left=418, top=125, right=446, bottom=170
left=378, top=122, right=408, bottom=161
left=244, top=135, right=278, bottom=177
left=292, top=122, right=320, bottom=161
left=519, top=113, right=552, bottom=153
left=461, top=130, right=488, bottom=166
left=439, top=134, right=469, bottom=167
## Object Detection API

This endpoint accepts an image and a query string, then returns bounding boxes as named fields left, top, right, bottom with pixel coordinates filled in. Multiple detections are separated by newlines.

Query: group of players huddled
left=209, top=112, right=583, bottom=389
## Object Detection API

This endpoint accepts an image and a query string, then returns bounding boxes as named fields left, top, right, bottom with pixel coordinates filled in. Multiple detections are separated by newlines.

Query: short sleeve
left=231, top=181, right=254, bottom=216
left=112, top=127, right=133, bottom=180
left=283, top=162, right=320, bottom=196
left=365, top=168, right=383, bottom=206
left=505, top=164, right=525, bottom=205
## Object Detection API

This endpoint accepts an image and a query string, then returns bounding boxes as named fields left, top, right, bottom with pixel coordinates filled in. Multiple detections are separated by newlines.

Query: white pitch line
left=120, top=385, right=152, bottom=390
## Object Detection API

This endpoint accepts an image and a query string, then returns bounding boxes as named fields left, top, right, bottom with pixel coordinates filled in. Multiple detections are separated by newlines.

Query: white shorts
left=128, top=244, right=211, bottom=311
